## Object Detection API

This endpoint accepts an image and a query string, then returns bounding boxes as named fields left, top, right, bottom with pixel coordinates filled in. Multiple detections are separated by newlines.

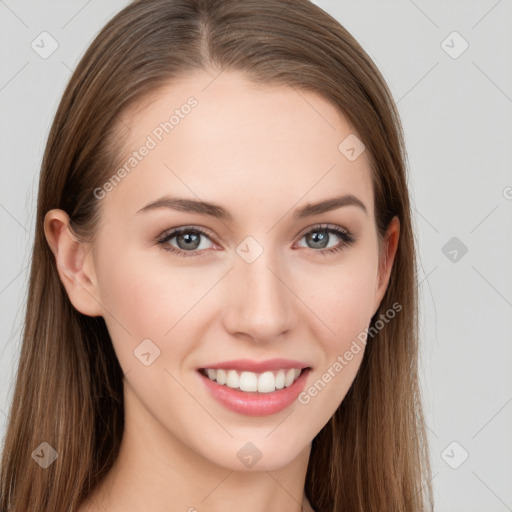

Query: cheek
left=294, top=260, right=377, bottom=425
left=94, top=242, right=221, bottom=374
left=94, top=245, right=185, bottom=359
left=297, top=255, right=378, bottom=345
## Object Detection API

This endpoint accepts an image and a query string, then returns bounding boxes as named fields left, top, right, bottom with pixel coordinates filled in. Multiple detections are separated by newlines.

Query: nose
left=222, top=248, right=297, bottom=343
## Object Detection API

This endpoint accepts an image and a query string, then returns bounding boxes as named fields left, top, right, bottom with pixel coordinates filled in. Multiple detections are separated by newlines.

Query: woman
left=0, top=0, right=434, bottom=510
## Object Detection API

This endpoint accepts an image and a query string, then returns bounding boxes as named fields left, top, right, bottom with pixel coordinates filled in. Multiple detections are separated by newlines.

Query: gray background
left=1, top=1, right=511, bottom=510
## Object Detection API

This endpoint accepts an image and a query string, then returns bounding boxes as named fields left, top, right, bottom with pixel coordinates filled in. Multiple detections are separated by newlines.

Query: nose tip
left=222, top=256, right=296, bottom=342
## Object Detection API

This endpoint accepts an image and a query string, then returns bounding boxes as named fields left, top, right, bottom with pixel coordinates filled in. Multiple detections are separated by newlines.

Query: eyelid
left=157, top=224, right=216, bottom=242
left=295, top=222, right=349, bottom=238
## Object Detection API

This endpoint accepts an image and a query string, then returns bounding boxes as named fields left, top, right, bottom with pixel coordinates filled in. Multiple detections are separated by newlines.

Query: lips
left=197, top=367, right=312, bottom=416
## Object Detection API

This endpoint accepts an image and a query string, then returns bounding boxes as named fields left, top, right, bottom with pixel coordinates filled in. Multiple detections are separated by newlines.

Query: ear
left=372, top=215, right=400, bottom=317
left=43, top=209, right=103, bottom=317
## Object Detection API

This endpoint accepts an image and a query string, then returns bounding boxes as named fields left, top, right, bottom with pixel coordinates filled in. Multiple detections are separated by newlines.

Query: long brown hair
left=0, top=1, right=434, bottom=510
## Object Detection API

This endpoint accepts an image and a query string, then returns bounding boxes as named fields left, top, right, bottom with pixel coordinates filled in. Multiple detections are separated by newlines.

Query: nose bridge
left=223, top=241, right=296, bottom=340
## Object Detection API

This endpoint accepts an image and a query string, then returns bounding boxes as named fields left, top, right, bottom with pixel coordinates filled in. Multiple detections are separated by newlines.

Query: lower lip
left=197, top=368, right=311, bottom=417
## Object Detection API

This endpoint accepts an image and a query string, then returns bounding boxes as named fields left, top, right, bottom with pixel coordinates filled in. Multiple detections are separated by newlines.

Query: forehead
left=105, top=70, right=374, bottom=222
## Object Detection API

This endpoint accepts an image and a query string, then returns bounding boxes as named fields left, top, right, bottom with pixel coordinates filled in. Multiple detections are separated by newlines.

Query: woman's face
left=58, top=70, right=398, bottom=472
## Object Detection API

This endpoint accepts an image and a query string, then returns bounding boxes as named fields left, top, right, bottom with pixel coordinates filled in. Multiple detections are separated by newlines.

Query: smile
left=199, top=367, right=305, bottom=393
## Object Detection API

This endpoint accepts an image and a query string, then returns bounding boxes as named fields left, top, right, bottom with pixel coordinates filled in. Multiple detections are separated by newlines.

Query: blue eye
left=157, top=227, right=213, bottom=258
left=157, top=224, right=355, bottom=258
left=296, top=224, right=355, bottom=255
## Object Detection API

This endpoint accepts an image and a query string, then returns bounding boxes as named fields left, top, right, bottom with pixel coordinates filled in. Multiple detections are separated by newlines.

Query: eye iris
left=177, top=231, right=201, bottom=250
left=307, top=230, right=329, bottom=249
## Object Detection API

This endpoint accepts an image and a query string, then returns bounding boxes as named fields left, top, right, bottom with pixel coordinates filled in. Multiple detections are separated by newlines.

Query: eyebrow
left=136, top=193, right=368, bottom=220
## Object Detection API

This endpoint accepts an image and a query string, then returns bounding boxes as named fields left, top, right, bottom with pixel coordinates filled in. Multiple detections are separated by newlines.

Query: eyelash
left=156, top=224, right=355, bottom=258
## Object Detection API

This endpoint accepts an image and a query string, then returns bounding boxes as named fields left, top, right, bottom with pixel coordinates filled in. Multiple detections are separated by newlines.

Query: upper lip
left=198, top=358, right=311, bottom=373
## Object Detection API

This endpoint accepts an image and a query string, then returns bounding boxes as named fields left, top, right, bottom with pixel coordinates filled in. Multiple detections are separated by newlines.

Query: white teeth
left=284, top=368, right=296, bottom=387
left=216, top=369, right=227, bottom=385
left=239, top=371, right=258, bottom=392
left=202, top=368, right=303, bottom=393
left=226, top=369, right=239, bottom=388
left=257, top=371, right=274, bottom=393
left=274, top=370, right=285, bottom=390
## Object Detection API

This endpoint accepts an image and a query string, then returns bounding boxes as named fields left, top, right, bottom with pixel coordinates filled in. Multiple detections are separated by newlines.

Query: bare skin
left=44, top=69, right=399, bottom=512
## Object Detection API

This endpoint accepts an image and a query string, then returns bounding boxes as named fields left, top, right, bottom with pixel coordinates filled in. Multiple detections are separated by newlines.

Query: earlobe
left=372, top=216, right=400, bottom=316
left=43, top=209, right=103, bottom=317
